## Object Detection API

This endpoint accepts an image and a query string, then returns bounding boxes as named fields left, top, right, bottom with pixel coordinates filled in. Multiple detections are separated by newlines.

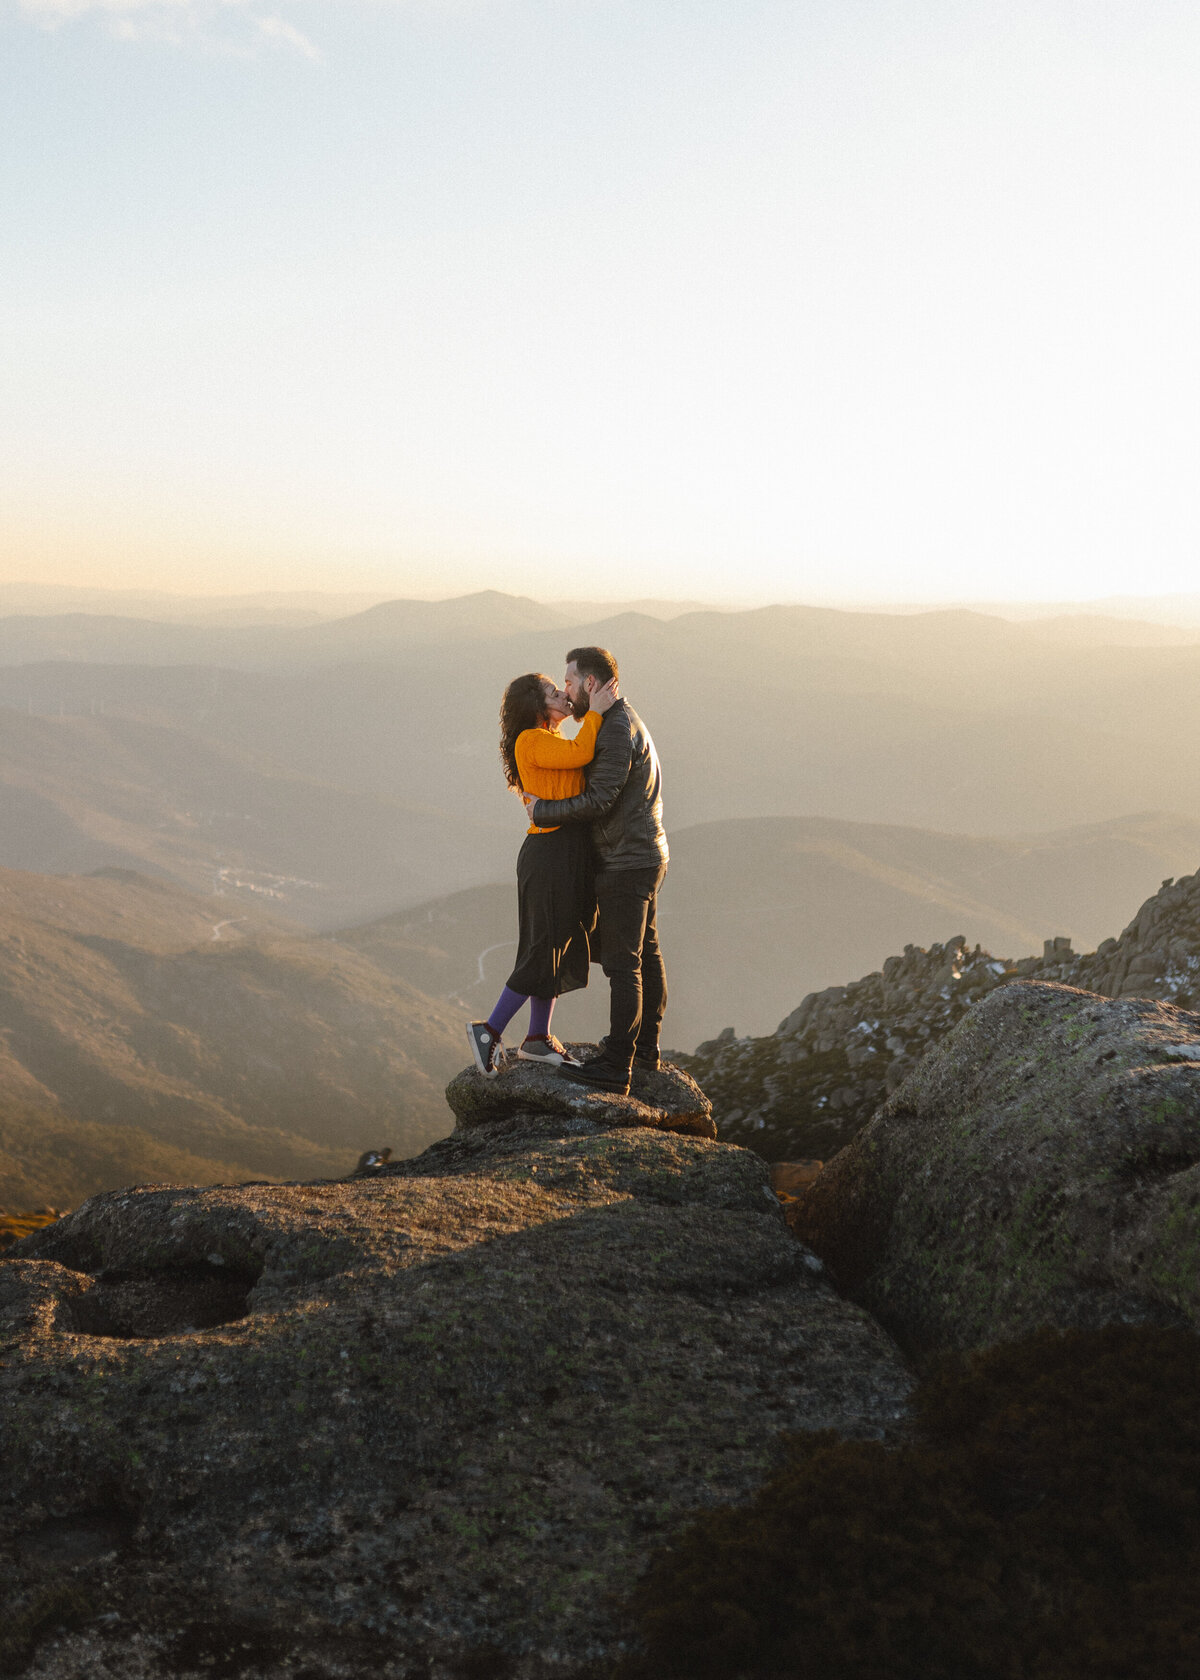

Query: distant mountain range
left=0, top=584, right=388, bottom=626
left=0, top=868, right=464, bottom=1211
left=974, top=594, right=1200, bottom=630
left=1, top=799, right=1186, bottom=1205
left=0, top=590, right=725, bottom=667
left=3, top=593, right=1200, bottom=928
left=0, top=706, right=508, bottom=923
left=0, top=584, right=726, bottom=629
left=1, top=815, right=1198, bottom=1206
left=0, top=590, right=1199, bottom=923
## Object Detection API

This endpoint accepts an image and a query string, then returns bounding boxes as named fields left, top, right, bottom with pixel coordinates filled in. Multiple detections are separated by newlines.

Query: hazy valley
left=3, top=590, right=1200, bottom=1213
left=6, top=590, right=1200, bottom=928
left=7, top=598, right=1200, bottom=889
left=0, top=867, right=464, bottom=1210
left=353, top=808, right=1200, bottom=1048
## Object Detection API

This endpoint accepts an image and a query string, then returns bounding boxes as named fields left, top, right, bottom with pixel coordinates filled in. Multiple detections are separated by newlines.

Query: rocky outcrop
left=1048, top=869, right=1200, bottom=1005
left=791, top=981, right=1200, bottom=1355
left=444, top=1048, right=717, bottom=1138
left=0, top=1068, right=911, bottom=1679
left=685, top=867, right=1200, bottom=1163
left=684, top=936, right=1016, bottom=1160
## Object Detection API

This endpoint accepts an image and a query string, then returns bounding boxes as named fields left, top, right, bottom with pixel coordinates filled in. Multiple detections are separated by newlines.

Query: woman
left=466, top=671, right=617, bottom=1076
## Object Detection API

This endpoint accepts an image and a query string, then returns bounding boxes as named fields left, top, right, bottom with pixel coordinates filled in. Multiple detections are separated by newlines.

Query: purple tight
left=529, top=996, right=555, bottom=1037
left=487, top=988, right=556, bottom=1039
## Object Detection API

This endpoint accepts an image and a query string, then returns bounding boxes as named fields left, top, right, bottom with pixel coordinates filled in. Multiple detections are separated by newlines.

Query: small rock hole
left=1114, top=1148, right=1200, bottom=1187
left=17, top=1497, right=137, bottom=1567
left=65, top=1262, right=259, bottom=1339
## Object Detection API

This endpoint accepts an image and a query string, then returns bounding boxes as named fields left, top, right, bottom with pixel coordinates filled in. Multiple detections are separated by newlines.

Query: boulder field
left=792, top=981, right=1200, bottom=1355
left=0, top=1054, right=911, bottom=1680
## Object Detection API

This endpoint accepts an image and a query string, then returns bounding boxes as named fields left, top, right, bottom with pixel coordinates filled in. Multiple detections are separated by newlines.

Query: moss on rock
left=793, top=982, right=1200, bottom=1354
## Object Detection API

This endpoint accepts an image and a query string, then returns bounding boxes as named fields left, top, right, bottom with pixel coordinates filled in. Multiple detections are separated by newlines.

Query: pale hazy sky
left=4, top=0, right=1200, bottom=603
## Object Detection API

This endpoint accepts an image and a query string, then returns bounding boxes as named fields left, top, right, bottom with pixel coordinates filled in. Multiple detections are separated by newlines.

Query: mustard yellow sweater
left=515, top=710, right=602, bottom=833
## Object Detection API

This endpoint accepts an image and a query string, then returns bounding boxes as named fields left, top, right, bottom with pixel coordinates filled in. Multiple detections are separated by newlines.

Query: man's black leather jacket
left=530, top=699, right=669, bottom=871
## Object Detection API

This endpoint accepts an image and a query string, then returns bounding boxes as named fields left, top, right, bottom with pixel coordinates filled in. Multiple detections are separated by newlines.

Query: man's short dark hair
left=567, top=645, right=618, bottom=686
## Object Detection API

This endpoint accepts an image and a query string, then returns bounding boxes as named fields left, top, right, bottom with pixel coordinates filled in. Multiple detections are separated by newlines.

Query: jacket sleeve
left=530, top=709, right=633, bottom=826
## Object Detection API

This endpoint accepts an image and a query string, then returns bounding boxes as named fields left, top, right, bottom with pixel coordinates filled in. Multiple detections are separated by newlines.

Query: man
left=527, top=645, right=668, bottom=1095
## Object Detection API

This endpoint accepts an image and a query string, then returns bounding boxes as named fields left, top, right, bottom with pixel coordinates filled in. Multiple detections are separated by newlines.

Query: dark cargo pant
left=595, top=860, right=668, bottom=1065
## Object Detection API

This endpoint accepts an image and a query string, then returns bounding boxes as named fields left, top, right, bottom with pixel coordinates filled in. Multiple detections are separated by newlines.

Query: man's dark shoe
left=559, top=1055, right=632, bottom=1095
left=633, top=1048, right=661, bottom=1071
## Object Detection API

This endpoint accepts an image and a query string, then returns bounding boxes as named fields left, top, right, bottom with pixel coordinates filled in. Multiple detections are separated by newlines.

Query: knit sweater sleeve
left=530, top=705, right=633, bottom=827
left=516, top=710, right=602, bottom=773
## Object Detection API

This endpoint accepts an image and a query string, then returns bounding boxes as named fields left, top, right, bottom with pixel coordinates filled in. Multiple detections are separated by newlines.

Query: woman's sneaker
left=517, top=1034, right=583, bottom=1068
left=466, top=1021, right=505, bottom=1078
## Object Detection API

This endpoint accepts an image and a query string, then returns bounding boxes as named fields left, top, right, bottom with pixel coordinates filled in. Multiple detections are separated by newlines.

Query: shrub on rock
left=616, top=1325, right=1200, bottom=1680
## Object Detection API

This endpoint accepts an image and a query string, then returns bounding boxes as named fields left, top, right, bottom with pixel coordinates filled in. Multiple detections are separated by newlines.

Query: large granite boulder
left=0, top=1096, right=910, bottom=1679
left=444, top=1046, right=716, bottom=1138
left=792, top=981, right=1200, bottom=1354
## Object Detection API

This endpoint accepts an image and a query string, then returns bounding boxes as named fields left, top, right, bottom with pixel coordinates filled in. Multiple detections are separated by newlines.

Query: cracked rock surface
left=792, top=981, right=1200, bottom=1355
left=1, top=1088, right=911, bottom=1679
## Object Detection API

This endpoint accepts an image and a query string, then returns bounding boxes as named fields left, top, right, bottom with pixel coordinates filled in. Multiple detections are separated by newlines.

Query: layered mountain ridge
left=349, top=811, right=1200, bottom=1049
left=8, top=594, right=1200, bottom=936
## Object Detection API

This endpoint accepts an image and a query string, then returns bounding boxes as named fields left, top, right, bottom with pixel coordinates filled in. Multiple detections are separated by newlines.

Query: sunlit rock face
left=445, top=1044, right=717, bottom=1138
left=792, top=981, right=1200, bottom=1356
left=0, top=1072, right=911, bottom=1680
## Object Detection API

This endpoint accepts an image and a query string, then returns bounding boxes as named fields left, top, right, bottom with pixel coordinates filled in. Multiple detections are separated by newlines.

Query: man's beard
left=570, top=692, right=590, bottom=721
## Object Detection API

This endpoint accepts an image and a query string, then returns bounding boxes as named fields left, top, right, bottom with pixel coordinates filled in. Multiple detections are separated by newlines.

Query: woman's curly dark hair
left=499, top=672, right=551, bottom=790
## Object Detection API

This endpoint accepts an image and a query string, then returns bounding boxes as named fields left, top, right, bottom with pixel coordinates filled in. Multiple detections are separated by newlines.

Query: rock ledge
left=1, top=1085, right=908, bottom=1680
left=444, top=1045, right=716, bottom=1138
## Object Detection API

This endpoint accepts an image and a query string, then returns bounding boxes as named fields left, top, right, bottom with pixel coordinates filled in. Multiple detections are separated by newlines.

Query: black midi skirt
left=505, top=824, right=596, bottom=998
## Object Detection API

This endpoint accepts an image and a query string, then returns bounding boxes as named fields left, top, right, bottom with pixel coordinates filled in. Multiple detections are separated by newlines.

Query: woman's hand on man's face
left=589, top=677, right=620, bottom=714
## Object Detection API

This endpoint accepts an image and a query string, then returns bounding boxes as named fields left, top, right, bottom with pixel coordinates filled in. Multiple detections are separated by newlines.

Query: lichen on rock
left=792, top=980, right=1200, bottom=1355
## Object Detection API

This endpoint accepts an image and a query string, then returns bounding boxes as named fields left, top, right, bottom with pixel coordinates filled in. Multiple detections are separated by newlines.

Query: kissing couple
left=466, top=644, right=668, bottom=1098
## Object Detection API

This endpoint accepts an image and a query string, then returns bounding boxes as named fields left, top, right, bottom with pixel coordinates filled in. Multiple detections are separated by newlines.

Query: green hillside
left=0, top=867, right=464, bottom=1209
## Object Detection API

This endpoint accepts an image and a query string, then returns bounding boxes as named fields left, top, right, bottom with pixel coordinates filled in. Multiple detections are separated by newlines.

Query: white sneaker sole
left=517, top=1049, right=582, bottom=1067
